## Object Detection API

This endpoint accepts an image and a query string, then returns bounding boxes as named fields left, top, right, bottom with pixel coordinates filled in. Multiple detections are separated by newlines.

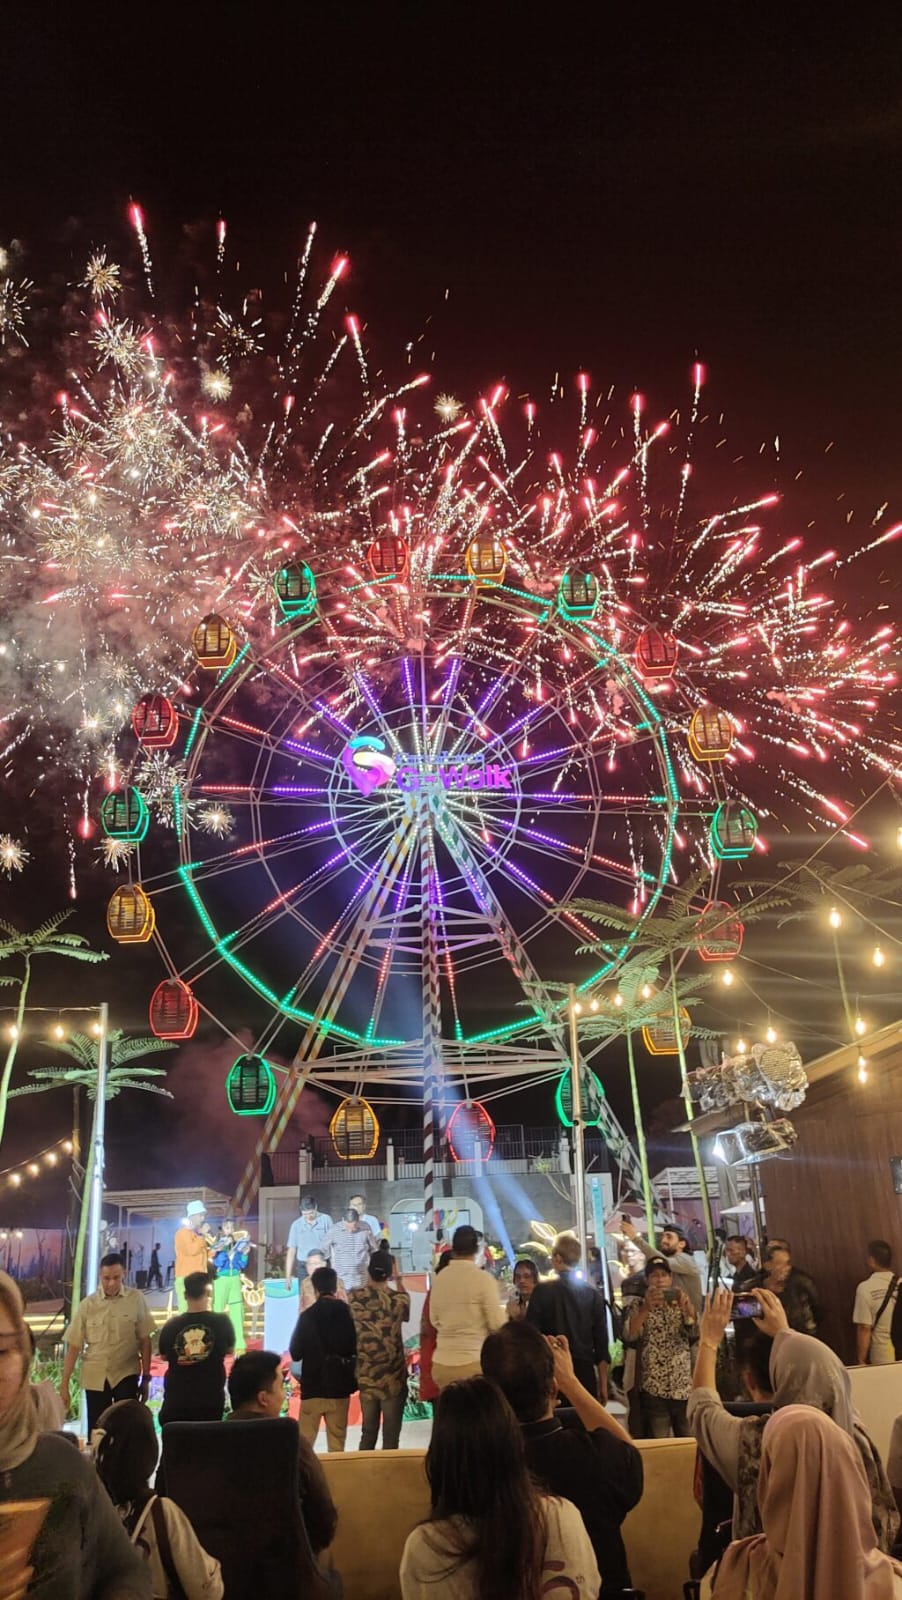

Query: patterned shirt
left=627, top=1298, right=697, bottom=1400
left=347, top=1283, right=411, bottom=1394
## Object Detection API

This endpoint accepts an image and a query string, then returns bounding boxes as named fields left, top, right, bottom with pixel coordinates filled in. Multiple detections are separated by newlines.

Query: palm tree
left=0, top=912, right=107, bottom=1148
left=564, top=872, right=790, bottom=1247
left=11, top=1030, right=175, bottom=1312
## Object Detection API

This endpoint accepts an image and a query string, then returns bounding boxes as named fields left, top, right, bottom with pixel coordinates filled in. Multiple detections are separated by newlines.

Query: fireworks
left=0, top=837, right=29, bottom=876
left=0, top=209, right=898, bottom=881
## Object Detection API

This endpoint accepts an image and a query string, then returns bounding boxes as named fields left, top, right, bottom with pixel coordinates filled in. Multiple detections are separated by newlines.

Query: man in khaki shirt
left=429, top=1224, right=505, bottom=1388
left=61, top=1252, right=154, bottom=1432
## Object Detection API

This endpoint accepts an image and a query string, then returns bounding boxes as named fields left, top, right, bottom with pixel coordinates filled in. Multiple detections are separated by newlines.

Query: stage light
left=829, top=907, right=842, bottom=929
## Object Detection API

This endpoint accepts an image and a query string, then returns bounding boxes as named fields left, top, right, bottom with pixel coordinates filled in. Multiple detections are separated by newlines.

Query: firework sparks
left=0, top=836, right=29, bottom=876
left=82, top=252, right=122, bottom=301
left=0, top=211, right=898, bottom=888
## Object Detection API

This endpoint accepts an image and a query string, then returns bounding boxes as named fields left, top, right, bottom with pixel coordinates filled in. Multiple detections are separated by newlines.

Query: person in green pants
left=211, top=1220, right=253, bottom=1353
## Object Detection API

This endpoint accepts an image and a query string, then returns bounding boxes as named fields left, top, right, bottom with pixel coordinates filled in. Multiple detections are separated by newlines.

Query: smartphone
left=662, top=1287, right=681, bottom=1303
left=732, top=1294, right=763, bottom=1319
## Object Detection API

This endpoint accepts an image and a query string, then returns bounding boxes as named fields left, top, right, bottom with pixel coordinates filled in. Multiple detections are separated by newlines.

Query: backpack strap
left=151, top=1496, right=189, bottom=1600
left=874, top=1275, right=899, bottom=1333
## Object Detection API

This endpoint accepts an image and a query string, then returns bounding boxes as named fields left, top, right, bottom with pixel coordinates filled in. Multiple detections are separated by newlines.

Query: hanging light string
left=0, top=1137, right=74, bottom=1187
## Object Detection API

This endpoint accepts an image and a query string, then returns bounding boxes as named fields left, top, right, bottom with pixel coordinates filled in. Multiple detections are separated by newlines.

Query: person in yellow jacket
left=174, top=1200, right=212, bottom=1309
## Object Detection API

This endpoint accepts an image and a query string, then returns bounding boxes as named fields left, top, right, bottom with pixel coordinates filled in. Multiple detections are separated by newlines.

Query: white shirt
left=853, top=1270, right=898, bottom=1364
left=400, top=1497, right=600, bottom=1599
left=428, top=1257, right=505, bottom=1366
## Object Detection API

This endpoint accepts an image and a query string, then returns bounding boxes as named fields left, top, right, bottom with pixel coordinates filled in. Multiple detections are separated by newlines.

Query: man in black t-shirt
left=158, top=1269, right=235, bottom=1425
left=482, top=1320, right=643, bottom=1600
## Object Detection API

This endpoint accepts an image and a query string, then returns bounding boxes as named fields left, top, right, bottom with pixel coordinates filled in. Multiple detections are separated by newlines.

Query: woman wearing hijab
left=0, top=1271, right=151, bottom=1599
left=689, top=1287, right=898, bottom=1551
left=95, top=1400, right=223, bottom=1598
left=704, top=1407, right=902, bottom=1599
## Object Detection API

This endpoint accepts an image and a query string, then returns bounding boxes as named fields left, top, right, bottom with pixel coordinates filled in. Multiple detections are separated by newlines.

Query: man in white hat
left=174, top=1201, right=212, bottom=1310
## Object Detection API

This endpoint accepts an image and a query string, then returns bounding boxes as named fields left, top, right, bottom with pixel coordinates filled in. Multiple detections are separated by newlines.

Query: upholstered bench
left=321, top=1435, right=698, bottom=1600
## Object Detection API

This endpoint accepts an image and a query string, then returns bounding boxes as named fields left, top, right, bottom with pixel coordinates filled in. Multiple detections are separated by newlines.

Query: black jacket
left=289, top=1296, right=357, bottom=1398
left=522, top=1414, right=643, bottom=1597
left=526, top=1270, right=610, bottom=1366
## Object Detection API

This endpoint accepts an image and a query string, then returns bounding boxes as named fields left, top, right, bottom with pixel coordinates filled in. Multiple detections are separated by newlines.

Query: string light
left=722, top=968, right=735, bottom=987
left=828, top=907, right=842, bottom=930
left=872, top=945, right=886, bottom=969
left=613, top=993, right=624, bottom=1008
left=765, top=1023, right=777, bottom=1044
left=857, top=1053, right=869, bottom=1084
left=855, top=1015, right=867, bottom=1036
left=736, top=1038, right=748, bottom=1054
left=640, top=984, right=652, bottom=1000
left=571, top=1001, right=582, bottom=1016
left=589, top=998, right=599, bottom=1013
left=52, top=1023, right=65, bottom=1040
left=0, top=1138, right=75, bottom=1190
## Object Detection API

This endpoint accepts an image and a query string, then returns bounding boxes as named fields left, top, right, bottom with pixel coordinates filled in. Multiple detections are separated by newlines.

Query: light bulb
left=572, top=1001, right=583, bottom=1016
left=737, top=1038, right=748, bottom=1054
left=589, top=998, right=599, bottom=1013
left=855, top=1016, right=867, bottom=1036
left=27, top=1164, right=38, bottom=1177
left=873, top=945, right=886, bottom=969
left=8, top=1174, right=20, bottom=1187
left=857, top=1053, right=869, bottom=1084
left=722, top=969, right=735, bottom=987
left=897, top=824, right=902, bottom=851
left=613, top=993, right=624, bottom=1008
left=829, top=907, right=842, bottom=930
left=52, top=1023, right=64, bottom=1040
left=45, top=1152, right=57, bottom=1166
left=61, top=1140, right=73, bottom=1154
left=640, top=984, right=652, bottom=1000
left=90, top=1020, right=102, bottom=1037
left=765, top=1025, right=777, bottom=1044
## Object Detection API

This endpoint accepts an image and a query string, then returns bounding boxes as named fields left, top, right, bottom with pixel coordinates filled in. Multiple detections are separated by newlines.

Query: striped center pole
left=419, top=794, right=444, bottom=1240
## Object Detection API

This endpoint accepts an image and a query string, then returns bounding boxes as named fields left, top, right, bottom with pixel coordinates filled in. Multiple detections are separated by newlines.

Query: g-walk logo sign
left=341, top=736, right=514, bottom=797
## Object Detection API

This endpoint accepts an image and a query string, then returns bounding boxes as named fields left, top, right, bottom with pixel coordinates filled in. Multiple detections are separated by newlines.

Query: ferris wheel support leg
left=229, top=829, right=414, bottom=1215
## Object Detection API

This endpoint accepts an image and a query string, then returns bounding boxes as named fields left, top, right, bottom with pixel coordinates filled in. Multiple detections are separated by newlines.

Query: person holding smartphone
left=622, top=1254, right=698, bottom=1437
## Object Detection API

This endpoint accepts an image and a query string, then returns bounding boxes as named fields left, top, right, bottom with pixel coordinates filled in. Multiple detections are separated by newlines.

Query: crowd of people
left=0, top=1209, right=900, bottom=1597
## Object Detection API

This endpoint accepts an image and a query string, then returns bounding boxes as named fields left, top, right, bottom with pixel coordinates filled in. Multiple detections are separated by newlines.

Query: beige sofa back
left=321, top=1435, right=698, bottom=1599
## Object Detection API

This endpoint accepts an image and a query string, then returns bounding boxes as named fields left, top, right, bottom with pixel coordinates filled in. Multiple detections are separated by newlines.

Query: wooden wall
left=759, top=1044, right=902, bottom=1361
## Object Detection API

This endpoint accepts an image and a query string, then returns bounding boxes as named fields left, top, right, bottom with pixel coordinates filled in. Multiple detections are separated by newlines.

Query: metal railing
left=264, top=1125, right=610, bottom=1186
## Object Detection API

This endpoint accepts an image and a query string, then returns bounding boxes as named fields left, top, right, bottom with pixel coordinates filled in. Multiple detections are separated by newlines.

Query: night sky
left=3, top=12, right=902, bottom=1210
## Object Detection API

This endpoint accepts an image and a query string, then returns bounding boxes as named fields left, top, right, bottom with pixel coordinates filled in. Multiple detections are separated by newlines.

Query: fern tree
left=563, top=873, right=791, bottom=1247
left=0, top=913, right=107, bottom=1149
left=11, top=1030, right=175, bottom=1309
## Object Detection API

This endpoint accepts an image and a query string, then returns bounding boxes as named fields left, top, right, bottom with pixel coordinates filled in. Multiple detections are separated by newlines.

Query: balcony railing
left=264, top=1125, right=610, bottom=1187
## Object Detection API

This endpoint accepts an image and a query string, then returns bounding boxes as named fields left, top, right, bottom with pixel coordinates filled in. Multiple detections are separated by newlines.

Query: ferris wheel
left=104, top=540, right=742, bottom=1213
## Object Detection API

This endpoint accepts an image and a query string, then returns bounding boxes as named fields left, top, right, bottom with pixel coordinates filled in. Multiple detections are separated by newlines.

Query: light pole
left=567, top=985, right=589, bottom=1258
left=84, top=1002, right=109, bottom=1296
